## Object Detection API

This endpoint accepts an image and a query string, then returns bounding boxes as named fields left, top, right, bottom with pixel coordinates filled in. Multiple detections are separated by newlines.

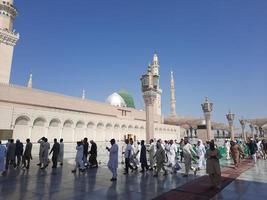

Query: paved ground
left=0, top=144, right=266, bottom=200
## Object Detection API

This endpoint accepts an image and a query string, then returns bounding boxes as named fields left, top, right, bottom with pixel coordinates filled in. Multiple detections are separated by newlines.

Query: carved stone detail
left=0, top=3, right=18, bottom=18
left=0, top=28, right=19, bottom=46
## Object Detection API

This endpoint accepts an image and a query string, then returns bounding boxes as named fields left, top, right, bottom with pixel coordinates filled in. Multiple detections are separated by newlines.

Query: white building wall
left=0, top=101, right=181, bottom=143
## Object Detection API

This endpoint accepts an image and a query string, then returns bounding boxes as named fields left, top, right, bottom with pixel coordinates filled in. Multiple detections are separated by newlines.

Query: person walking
left=136, top=141, right=141, bottom=167
left=41, top=138, right=50, bottom=169
left=49, top=138, right=60, bottom=168
left=72, top=141, right=85, bottom=173
left=230, top=141, right=240, bottom=169
left=206, top=141, right=222, bottom=189
left=6, top=139, right=16, bottom=170
left=247, top=138, right=258, bottom=163
left=22, top=139, right=32, bottom=169
left=106, top=139, right=118, bottom=181
left=182, top=138, right=197, bottom=177
left=123, top=139, right=134, bottom=174
left=129, top=138, right=138, bottom=170
left=58, top=138, right=64, bottom=166
left=179, top=138, right=184, bottom=162
left=153, top=141, right=167, bottom=177
left=83, top=138, right=89, bottom=167
left=261, top=139, right=267, bottom=160
left=224, top=140, right=231, bottom=160
left=15, top=139, right=23, bottom=168
left=37, top=137, right=45, bottom=166
left=0, top=141, right=7, bottom=176
left=196, top=139, right=206, bottom=170
left=148, top=139, right=155, bottom=170
left=140, top=140, right=149, bottom=172
left=89, top=140, right=98, bottom=168
left=168, top=140, right=176, bottom=173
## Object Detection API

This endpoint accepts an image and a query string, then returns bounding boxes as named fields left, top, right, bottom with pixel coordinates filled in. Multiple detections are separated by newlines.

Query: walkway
left=0, top=144, right=266, bottom=200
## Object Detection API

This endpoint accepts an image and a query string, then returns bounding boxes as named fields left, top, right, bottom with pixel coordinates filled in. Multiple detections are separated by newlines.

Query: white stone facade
left=0, top=84, right=181, bottom=143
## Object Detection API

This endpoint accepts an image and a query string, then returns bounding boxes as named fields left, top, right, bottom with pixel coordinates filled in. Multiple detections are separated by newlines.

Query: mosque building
left=0, top=0, right=181, bottom=143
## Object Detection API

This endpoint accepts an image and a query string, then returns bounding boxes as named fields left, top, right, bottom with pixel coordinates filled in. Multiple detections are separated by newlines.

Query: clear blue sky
left=11, top=0, right=267, bottom=125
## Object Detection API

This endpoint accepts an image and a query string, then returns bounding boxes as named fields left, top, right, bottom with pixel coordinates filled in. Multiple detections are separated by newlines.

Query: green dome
left=118, top=90, right=135, bottom=108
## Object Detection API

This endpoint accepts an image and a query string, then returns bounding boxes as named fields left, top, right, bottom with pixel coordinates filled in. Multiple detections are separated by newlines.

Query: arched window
left=106, top=123, right=113, bottom=129
left=49, top=119, right=61, bottom=127
left=76, top=121, right=85, bottom=128
left=97, top=122, right=104, bottom=129
left=87, top=122, right=95, bottom=129
left=15, top=115, right=30, bottom=126
left=114, top=124, right=120, bottom=129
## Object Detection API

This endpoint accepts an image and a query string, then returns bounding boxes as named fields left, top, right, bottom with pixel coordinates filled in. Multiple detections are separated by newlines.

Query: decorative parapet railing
left=0, top=1, right=17, bottom=18
left=0, top=27, right=19, bottom=46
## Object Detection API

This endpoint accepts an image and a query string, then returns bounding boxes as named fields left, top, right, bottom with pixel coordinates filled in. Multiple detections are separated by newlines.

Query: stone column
left=83, top=128, right=86, bottom=138
left=72, top=128, right=75, bottom=142
left=28, top=126, right=33, bottom=139
left=249, top=124, right=254, bottom=140
left=239, top=118, right=246, bottom=142
left=143, top=91, right=157, bottom=143
left=45, top=126, right=49, bottom=138
left=255, top=126, right=259, bottom=138
left=59, top=126, right=63, bottom=139
left=226, top=111, right=235, bottom=141
left=201, top=97, right=213, bottom=141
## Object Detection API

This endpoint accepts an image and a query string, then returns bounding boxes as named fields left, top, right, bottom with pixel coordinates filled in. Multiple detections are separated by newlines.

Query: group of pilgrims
left=1, top=135, right=266, bottom=189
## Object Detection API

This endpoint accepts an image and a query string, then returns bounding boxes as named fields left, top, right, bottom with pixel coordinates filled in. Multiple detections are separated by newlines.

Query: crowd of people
left=1, top=135, right=267, bottom=189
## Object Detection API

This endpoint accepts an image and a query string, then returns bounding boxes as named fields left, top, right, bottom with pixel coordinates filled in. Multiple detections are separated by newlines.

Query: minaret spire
left=27, top=73, right=32, bottom=88
left=82, top=89, right=86, bottom=100
left=170, top=70, right=176, bottom=116
left=150, top=53, right=162, bottom=115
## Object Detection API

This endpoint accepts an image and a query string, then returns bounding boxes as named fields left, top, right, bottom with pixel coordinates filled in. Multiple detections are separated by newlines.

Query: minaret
left=27, top=73, right=32, bottom=88
left=170, top=70, right=176, bottom=116
left=82, top=89, right=86, bottom=100
left=150, top=53, right=162, bottom=116
left=0, top=0, right=19, bottom=84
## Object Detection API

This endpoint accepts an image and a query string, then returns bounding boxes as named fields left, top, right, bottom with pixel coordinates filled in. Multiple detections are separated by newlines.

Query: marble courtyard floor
left=0, top=144, right=267, bottom=200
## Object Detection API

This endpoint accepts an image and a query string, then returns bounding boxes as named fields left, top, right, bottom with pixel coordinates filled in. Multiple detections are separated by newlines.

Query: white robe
left=196, top=143, right=206, bottom=169
left=108, top=144, right=118, bottom=169
left=225, top=142, right=230, bottom=159
left=75, top=145, right=84, bottom=162
left=136, top=144, right=141, bottom=164
left=169, top=144, right=176, bottom=166
left=0, top=144, right=7, bottom=172
left=58, top=142, right=64, bottom=163
left=43, top=142, right=50, bottom=165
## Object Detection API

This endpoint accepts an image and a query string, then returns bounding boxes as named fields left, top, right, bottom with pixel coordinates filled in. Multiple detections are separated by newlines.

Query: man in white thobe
left=148, top=139, right=155, bottom=170
left=196, top=139, right=206, bottom=170
left=182, top=138, right=197, bottom=177
left=37, top=137, right=45, bottom=166
left=107, top=139, right=118, bottom=181
left=72, top=141, right=85, bottom=173
left=225, top=140, right=230, bottom=160
left=41, top=138, right=50, bottom=169
left=58, top=138, right=64, bottom=166
left=169, top=140, right=176, bottom=172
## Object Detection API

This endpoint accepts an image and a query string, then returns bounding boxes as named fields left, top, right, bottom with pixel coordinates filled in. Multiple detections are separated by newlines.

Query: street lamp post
left=201, top=97, right=213, bottom=141
left=141, top=64, right=158, bottom=143
left=226, top=111, right=235, bottom=141
left=239, top=117, right=246, bottom=142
